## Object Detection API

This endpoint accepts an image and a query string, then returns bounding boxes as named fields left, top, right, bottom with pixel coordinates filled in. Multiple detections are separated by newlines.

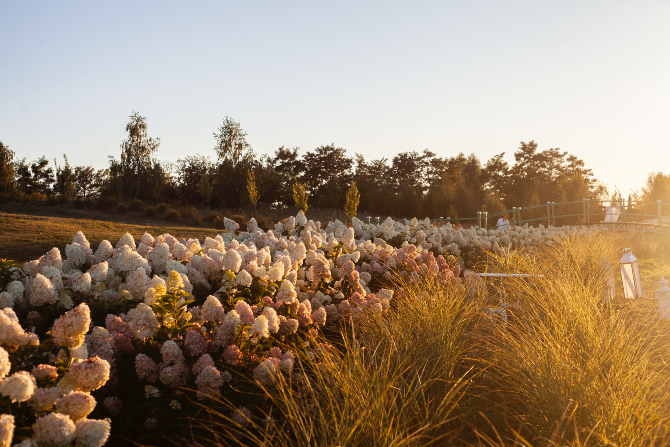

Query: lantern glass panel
left=621, top=263, right=636, bottom=299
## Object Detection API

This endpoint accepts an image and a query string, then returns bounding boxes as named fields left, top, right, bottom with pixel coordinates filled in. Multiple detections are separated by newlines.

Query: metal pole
left=477, top=211, right=481, bottom=228
left=620, top=197, right=626, bottom=223
left=582, top=198, right=586, bottom=223
left=367, top=216, right=371, bottom=225
left=658, top=200, right=663, bottom=226
left=517, top=207, right=521, bottom=226
left=376, top=217, right=380, bottom=224
left=512, top=207, right=516, bottom=226
left=587, top=199, right=590, bottom=223
left=483, top=212, right=488, bottom=229
left=446, top=217, right=450, bottom=226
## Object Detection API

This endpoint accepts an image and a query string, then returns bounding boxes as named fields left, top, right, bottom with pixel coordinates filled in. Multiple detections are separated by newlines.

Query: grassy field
left=0, top=211, right=222, bottom=263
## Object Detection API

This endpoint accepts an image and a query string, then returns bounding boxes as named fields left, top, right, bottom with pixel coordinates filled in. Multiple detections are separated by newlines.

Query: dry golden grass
left=473, top=232, right=670, bottom=445
left=191, top=231, right=670, bottom=447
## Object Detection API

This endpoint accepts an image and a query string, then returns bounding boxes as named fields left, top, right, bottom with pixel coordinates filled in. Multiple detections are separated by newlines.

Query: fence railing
left=364, top=199, right=670, bottom=229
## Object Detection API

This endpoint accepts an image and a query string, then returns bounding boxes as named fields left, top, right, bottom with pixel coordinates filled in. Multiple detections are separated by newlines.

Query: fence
left=364, top=199, right=670, bottom=229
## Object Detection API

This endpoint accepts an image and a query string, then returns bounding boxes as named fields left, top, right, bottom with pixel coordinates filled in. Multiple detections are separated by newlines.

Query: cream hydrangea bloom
left=28, top=387, right=60, bottom=412
left=56, top=391, right=96, bottom=421
left=51, top=303, right=91, bottom=348
left=195, top=365, right=224, bottom=400
left=74, top=418, right=111, bottom=447
left=32, top=412, right=76, bottom=447
left=235, top=270, right=253, bottom=287
left=29, top=274, right=58, bottom=307
left=0, top=293, right=13, bottom=310
left=222, top=250, right=242, bottom=273
left=125, top=304, right=159, bottom=340
left=248, top=315, right=269, bottom=339
left=201, top=295, right=225, bottom=322
left=6, top=281, right=24, bottom=301
left=275, top=280, right=296, bottom=303
left=0, top=371, right=35, bottom=402
left=69, top=357, right=110, bottom=392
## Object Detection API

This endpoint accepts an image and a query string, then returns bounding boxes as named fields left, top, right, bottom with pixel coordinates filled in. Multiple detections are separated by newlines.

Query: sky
left=1, top=1, right=669, bottom=197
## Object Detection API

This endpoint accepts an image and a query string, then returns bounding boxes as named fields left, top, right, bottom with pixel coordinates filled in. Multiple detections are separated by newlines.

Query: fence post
left=552, top=202, right=556, bottom=226
left=517, top=207, right=521, bottom=226
left=512, top=207, right=516, bottom=226
left=582, top=199, right=586, bottom=223
left=483, top=212, right=488, bottom=229
left=620, top=197, right=626, bottom=223
left=587, top=199, right=590, bottom=223
left=546, top=202, right=551, bottom=227
left=367, top=216, right=371, bottom=225
left=376, top=217, right=380, bottom=225
left=446, top=217, right=450, bottom=226
left=658, top=200, right=663, bottom=226
left=477, top=212, right=481, bottom=228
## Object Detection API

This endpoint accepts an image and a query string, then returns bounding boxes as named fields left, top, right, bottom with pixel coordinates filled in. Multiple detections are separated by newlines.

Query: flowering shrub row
left=0, top=212, right=591, bottom=445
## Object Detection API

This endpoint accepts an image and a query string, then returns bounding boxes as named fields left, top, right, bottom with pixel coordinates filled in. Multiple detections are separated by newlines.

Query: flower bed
left=0, top=212, right=594, bottom=445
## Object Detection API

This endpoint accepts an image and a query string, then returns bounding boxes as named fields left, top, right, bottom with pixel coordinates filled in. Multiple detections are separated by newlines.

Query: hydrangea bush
left=0, top=212, right=593, bottom=445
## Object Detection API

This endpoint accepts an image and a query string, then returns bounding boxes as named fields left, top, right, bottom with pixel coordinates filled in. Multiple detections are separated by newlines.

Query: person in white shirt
left=496, top=214, right=510, bottom=231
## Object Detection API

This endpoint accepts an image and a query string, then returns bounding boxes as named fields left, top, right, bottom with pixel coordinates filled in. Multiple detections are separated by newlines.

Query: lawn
left=0, top=211, right=222, bottom=263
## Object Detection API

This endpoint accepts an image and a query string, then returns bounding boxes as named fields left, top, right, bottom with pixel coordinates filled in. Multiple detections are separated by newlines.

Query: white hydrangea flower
left=248, top=315, right=269, bottom=339
left=236, top=270, right=253, bottom=287
left=0, top=293, right=13, bottom=309
left=0, top=371, right=35, bottom=402
left=32, top=413, right=76, bottom=447
left=74, top=418, right=111, bottom=447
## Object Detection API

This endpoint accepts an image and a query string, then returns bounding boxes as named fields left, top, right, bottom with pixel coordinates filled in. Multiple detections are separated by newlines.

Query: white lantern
left=656, top=277, right=670, bottom=320
left=619, top=248, right=643, bottom=299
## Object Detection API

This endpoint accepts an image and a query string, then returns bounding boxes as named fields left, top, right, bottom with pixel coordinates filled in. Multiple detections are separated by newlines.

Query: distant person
left=496, top=214, right=509, bottom=231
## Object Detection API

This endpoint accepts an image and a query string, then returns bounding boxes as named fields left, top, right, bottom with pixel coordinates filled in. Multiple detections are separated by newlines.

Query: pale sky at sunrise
left=1, top=1, right=669, bottom=197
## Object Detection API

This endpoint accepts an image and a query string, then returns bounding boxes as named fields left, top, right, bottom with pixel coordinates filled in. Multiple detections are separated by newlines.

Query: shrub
left=73, top=199, right=86, bottom=210
left=164, top=209, right=180, bottom=221
left=46, top=195, right=58, bottom=206
left=156, top=203, right=170, bottom=214
left=231, top=214, right=247, bottom=228
left=182, top=206, right=196, bottom=219
left=213, top=216, right=225, bottom=229
left=130, top=199, right=145, bottom=212
left=256, top=217, right=271, bottom=231
left=144, top=206, right=156, bottom=217
left=95, top=196, right=112, bottom=210
left=116, top=203, right=129, bottom=214
left=205, top=213, right=220, bottom=223
left=191, top=214, right=202, bottom=226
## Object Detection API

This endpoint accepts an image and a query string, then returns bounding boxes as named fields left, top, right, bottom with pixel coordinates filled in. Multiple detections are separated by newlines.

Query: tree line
left=1, top=111, right=667, bottom=220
